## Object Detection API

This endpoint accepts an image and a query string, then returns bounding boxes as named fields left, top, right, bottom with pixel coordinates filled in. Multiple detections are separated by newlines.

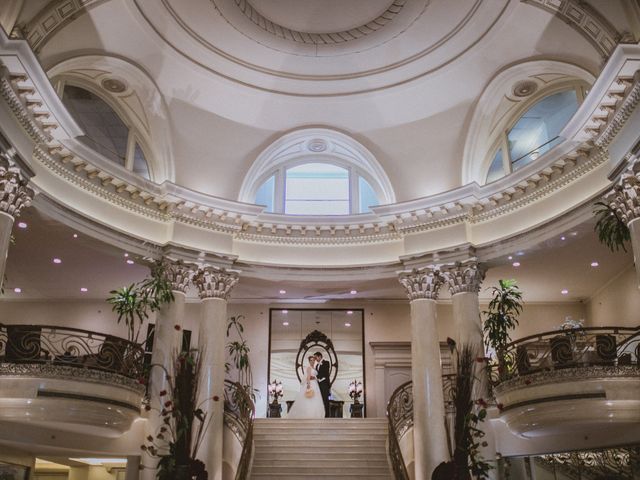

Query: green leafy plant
left=107, top=259, right=175, bottom=342
left=483, top=279, right=523, bottom=355
left=594, top=201, right=631, bottom=252
left=142, top=349, right=214, bottom=480
left=437, top=341, right=492, bottom=480
left=226, top=315, right=255, bottom=400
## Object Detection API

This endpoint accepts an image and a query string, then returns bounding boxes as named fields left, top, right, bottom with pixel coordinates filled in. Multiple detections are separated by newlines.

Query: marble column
left=441, top=260, right=486, bottom=347
left=142, top=260, right=192, bottom=480
left=193, top=266, right=239, bottom=480
left=398, top=268, right=449, bottom=480
left=0, top=155, right=34, bottom=291
left=608, top=156, right=640, bottom=288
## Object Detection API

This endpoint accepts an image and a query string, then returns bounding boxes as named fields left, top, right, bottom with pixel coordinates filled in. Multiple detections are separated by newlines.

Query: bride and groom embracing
left=288, top=352, right=331, bottom=419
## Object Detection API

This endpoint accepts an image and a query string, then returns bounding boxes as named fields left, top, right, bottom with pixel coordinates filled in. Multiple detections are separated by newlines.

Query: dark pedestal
left=329, top=400, right=344, bottom=418
left=350, top=402, right=364, bottom=418
left=268, top=402, right=282, bottom=418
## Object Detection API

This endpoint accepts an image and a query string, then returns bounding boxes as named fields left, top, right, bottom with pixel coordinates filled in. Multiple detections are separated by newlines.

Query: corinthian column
left=192, top=266, right=240, bottom=480
left=0, top=155, right=34, bottom=291
left=142, top=260, right=193, bottom=480
left=441, top=260, right=486, bottom=346
left=398, top=268, right=449, bottom=480
left=608, top=156, right=640, bottom=288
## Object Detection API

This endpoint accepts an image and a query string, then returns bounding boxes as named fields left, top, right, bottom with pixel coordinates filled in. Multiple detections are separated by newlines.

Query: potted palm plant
left=593, top=201, right=630, bottom=252
left=482, top=279, right=523, bottom=382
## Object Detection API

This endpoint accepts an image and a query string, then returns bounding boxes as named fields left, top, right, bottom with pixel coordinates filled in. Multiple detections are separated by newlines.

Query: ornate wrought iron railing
left=536, top=445, right=640, bottom=479
left=387, top=381, right=412, bottom=480
left=0, top=323, right=145, bottom=380
left=489, top=327, right=640, bottom=385
left=224, top=380, right=255, bottom=480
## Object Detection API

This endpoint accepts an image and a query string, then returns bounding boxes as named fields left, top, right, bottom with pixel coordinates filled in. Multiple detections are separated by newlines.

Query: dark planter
left=175, top=465, right=192, bottom=480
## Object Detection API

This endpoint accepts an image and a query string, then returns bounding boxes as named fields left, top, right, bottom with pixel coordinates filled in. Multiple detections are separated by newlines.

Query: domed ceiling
left=18, top=0, right=635, bottom=201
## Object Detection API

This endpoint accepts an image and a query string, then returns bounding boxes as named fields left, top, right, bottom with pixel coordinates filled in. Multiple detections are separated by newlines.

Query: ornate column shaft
left=125, top=456, right=141, bottom=480
left=398, top=267, right=449, bottom=480
left=441, top=260, right=486, bottom=347
left=142, top=260, right=192, bottom=480
left=608, top=156, right=640, bottom=288
left=193, top=266, right=239, bottom=480
left=0, top=156, right=34, bottom=291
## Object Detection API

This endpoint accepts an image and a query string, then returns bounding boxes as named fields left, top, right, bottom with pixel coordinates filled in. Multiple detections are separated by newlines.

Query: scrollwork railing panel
left=387, top=381, right=412, bottom=480
left=537, top=445, right=640, bottom=479
left=223, top=380, right=255, bottom=480
left=0, top=323, right=144, bottom=380
left=489, top=327, right=640, bottom=386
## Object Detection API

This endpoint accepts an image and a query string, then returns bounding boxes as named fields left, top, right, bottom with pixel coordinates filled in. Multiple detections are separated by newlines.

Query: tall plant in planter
left=593, top=201, right=631, bottom=252
left=142, top=349, right=215, bottom=480
left=482, top=279, right=523, bottom=381
left=107, top=259, right=175, bottom=342
left=226, top=315, right=256, bottom=399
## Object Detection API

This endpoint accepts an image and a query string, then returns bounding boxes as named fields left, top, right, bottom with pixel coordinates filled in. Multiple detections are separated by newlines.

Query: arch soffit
left=47, top=54, right=175, bottom=183
left=461, top=59, right=596, bottom=185
left=238, top=128, right=396, bottom=205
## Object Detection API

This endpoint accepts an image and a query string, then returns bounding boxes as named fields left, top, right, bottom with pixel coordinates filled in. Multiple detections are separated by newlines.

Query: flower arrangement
left=141, top=348, right=218, bottom=480
left=348, top=379, right=363, bottom=403
left=268, top=379, right=283, bottom=404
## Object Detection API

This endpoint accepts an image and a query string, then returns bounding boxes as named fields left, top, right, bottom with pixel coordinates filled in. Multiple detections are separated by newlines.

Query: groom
left=314, top=352, right=331, bottom=417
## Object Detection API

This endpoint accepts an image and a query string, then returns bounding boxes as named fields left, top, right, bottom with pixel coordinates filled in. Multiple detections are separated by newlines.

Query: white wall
left=586, top=264, right=640, bottom=327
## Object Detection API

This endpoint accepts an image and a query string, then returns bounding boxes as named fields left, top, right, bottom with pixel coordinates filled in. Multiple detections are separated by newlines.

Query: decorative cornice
left=397, top=267, right=443, bottom=301
left=595, top=75, right=640, bottom=148
left=0, top=362, right=146, bottom=395
left=607, top=155, right=640, bottom=224
left=231, top=0, right=408, bottom=46
left=0, top=154, right=34, bottom=218
left=521, top=0, right=620, bottom=59
left=192, top=266, right=240, bottom=300
left=440, top=259, right=486, bottom=295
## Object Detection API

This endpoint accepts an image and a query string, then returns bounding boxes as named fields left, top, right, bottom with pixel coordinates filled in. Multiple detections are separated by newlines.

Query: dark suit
left=316, top=359, right=331, bottom=417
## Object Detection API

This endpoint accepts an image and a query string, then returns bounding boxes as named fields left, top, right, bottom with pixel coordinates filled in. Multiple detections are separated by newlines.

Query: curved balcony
left=0, top=324, right=145, bottom=438
left=491, top=327, right=640, bottom=439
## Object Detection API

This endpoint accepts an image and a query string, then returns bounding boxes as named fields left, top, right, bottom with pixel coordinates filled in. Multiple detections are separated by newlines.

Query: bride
left=287, top=355, right=325, bottom=418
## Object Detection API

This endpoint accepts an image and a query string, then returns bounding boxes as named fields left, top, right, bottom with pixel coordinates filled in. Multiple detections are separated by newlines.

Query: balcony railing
left=224, top=380, right=255, bottom=480
left=489, top=327, right=640, bottom=386
left=0, top=323, right=145, bottom=380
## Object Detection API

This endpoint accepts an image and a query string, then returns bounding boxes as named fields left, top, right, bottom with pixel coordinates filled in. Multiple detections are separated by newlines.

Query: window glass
left=133, top=143, right=151, bottom=180
left=255, top=175, right=275, bottom=212
left=358, top=176, right=379, bottom=213
left=62, top=85, right=129, bottom=165
left=486, top=149, right=505, bottom=183
left=285, top=163, right=349, bottom=215
left=508, top=90, right=579, bottom=170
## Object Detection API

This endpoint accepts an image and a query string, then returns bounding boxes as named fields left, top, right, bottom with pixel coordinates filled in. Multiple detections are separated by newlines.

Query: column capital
left=160, top=259, right=196, bottom=294
left=0, top=156, right=34, bottom=218
left=608, top=155, right=640, bottom=224
left=398, top=267, right=443, bottom=301
left=192, top=266, right=240, bottom=300
left=440, top=260, right=486, bottom=295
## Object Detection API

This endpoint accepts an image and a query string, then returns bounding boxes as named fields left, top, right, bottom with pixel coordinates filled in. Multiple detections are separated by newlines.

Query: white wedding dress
left=287, top=365, right=325, bottom=419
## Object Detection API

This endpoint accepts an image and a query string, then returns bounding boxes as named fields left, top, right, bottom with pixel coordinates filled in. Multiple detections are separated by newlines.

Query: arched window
left=61, top=84, right=152, bottom=180
left=255, top=162, right=380, bottom=215
left=240, top=128, right=394, bottom=216
left=484, top=88, right=583, bottom=183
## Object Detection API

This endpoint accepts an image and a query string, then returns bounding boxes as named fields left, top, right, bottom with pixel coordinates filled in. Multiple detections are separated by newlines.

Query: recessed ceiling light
left=282, top=309, right=288, bottom=314
left=516, top=251, right=525, bottom=256
left=279, top=289, right=286, bottom=294
left=124, top=253, right=129, bottom=258
left=126, top=259, right=134, bottom=265
left=282, top=321, right=289, bottom=326
left=80, top=287, right=88, bottom=293
left=73, top=233, right=78, bottom=238
left=560, top=236, right=566, bottom=241
left=17, top=222, right=27, bottom=229
left=508, top=256, right=513, bottom=260
left=53, top=258, right=62, bottom=264
left=347, top=310, right=353, bottom=315
left=512, top=262, right=521, bottom=267
left=571, top=232, right=578, bottom=236
left=561, top=289, right=569, bottom=295
left=591, top=261, right=599, bottom=267
left=350, top=290, right=357, bottom=295
left=13, top=287, right=21, bottom=293
left=345, top=322, right=352, bottom=327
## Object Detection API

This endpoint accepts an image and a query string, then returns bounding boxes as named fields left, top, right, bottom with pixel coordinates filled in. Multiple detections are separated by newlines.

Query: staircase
left=250, top=418, right=393, bottom=479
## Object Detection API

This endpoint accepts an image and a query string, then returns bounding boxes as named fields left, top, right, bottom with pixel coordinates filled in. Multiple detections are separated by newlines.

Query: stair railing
left=223, top=380, right=255, bottom=480
left=387, top=381, right=413, bottom=480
